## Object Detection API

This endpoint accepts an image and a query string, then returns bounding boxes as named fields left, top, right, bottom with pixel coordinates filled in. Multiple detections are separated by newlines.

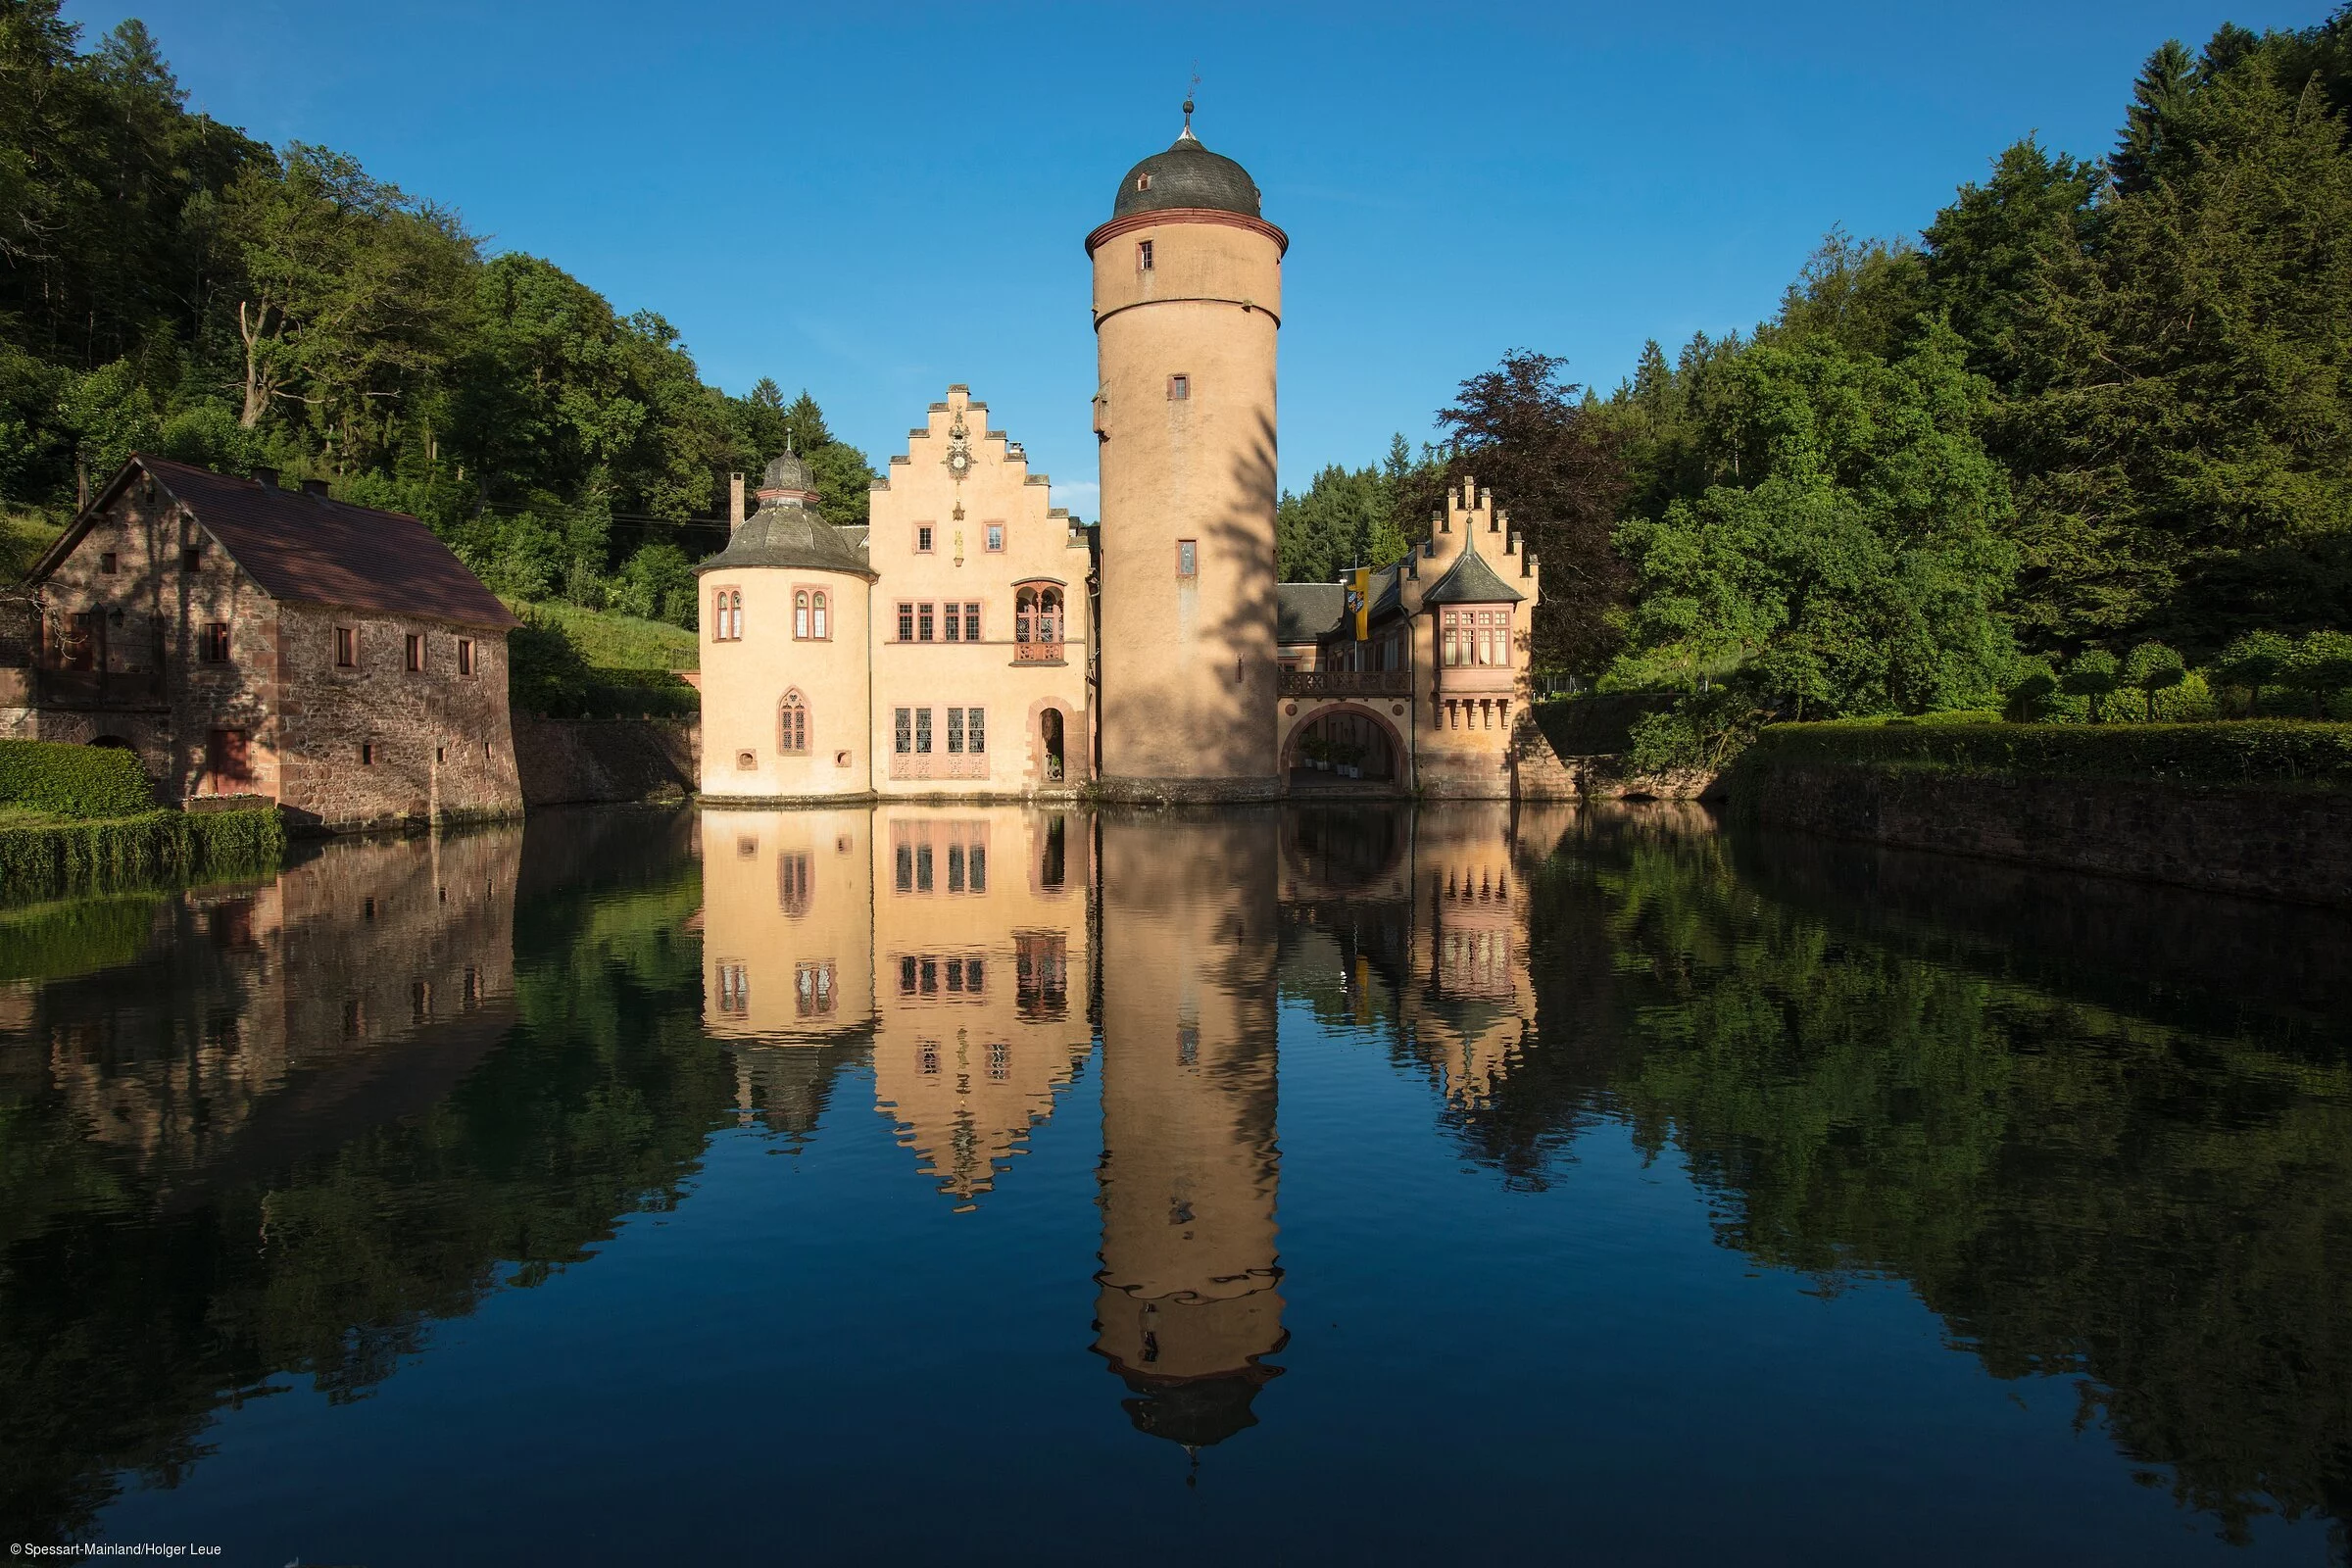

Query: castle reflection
left=698, top=802, right=1559, bottom=1453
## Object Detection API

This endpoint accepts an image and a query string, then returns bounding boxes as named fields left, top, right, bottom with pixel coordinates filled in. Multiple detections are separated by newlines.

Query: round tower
left=693, top=452, right=876, bottom=801
left=1088, top=106, right=1287, bottom=796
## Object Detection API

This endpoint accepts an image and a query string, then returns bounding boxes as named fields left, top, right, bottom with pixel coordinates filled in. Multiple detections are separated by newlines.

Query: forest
left=1277, top=7, right=2352, bottom=760
left=0, top=1, right=872, bottom=628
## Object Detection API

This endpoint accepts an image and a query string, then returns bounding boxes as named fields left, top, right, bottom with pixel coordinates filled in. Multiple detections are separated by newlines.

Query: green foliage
left=2060, top=646, right=2121, bottom=721
left=2120, top=640, right=2186, bottom=720
left=2281, top=629, right=2352, bottom=715
left=1530, top=693, right=1677, bottom=758
left=0, top=806, right=283, bottom=903
left=506, top=604, right=696, bottom=719
left=1737, top=717, right=2352, bottom=791
left=0, top=9, right=869, bottom=597
left=2216, top=628, right=2294, bottom=714
left=0, top=739, right=155, bottom=818
left=1275, top=435, right=1428, bottom=586
left=1611, top=319, right=2019, bottom=721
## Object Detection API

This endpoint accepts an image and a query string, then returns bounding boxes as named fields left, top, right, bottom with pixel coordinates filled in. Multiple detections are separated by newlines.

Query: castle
left=698, top=110, right=1542, bottom=803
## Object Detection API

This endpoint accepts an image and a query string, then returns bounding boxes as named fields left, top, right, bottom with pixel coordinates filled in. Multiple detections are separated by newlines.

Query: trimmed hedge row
left=1738, top=718, right=2352, bottom=791
left=0, top=807, right=286, bottom=903
left=0, top=738, right=155, bottom=818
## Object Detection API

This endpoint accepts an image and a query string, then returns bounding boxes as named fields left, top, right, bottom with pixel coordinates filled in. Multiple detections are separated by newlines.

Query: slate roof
left=697, top=496, right=876, bottom=579
left=1276, top=582, right=1345, bottom=644
left=1114, top=126, right=1262, bottom=220
left=46, top=455, right=517, bottom=628
left=1421, top=537, right=1526, bottom=605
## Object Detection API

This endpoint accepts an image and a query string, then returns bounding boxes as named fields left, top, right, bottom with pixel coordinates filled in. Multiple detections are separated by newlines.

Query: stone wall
left=273, top=602, right=522, bottom=832
left=1739, top=760, right=2352, bottom=907
left=515, top=716, right=698, bottom=807
left=1507, top=719, right=1719, bottom=802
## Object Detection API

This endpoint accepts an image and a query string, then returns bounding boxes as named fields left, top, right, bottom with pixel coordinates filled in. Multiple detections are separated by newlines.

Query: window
left=1167, top=373, right=1189, bottom=400
left=334, top=626, right=357, bottom=667
left=948, top=844, right=966, bottom=892
left=181, top=546, right=202, bottom=572
left=711, top=588, right=742, bottom=641
left=778, top=852, right=812, bottom=916
left=715, top=962, right=749, bottom=1014
left=736, top=749, right=757, bottom=770
left=917, top=525, right=934, bottom=553
left=779, top=691, right=808, bottom=754
left=896, top=845, right=914, bottom=892
left=1177, top=540, right=1198, bottom=578
left=406, top=632, right=424, bottom=672
left=968, top=707, right=986, bottom=755
left=812, top=591, right=828, bottom=640
left=1138, top=238, right=1154, bottom=269
left=795, top=961, right=835, bottom=1016
left=914, top=707, right=933, bottom=754
left=945, top=604, right=961, bottom=643
left=895, top=707, right=912, bottom=754
left=100, top=552, right=119, bottom=574
left=436, top=745, right=446, bottom=764
left=1136, top=174, right=1152, bottom=193
left=1037, top=593, right=1057, bottom=643
left=916, top=845, right=934, bottom=893
left=361, top=741, right=376, bottom=765
left=948, top=708, right=965, bottom=754
left=795, top=590, right=809, bottom=639
left=458, top=638, right=475, bottom=675
left=202, top=623, right=230, bottom=663
left=917, top=603, right=935, bottom=642
left=961, top=602, right=981, bottom=641
left=898, top=602, right=914, bottom=641
left=985, top=524, right=1004, bottom=552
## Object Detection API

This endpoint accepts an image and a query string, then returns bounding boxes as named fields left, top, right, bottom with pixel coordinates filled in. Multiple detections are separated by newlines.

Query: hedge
left=1737, top=718, right=2352, bottom=791
left=0, top=738, right=155, bottom=818
left=0, top=806, right=286, bottom=903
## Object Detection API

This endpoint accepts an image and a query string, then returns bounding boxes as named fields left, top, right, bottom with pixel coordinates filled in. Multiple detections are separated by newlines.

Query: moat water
left=3, top=804, right=2349, bottom=1565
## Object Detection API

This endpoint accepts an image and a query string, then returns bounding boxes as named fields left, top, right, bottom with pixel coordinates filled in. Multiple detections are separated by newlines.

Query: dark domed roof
left=1113, top=126, right=1261, bottom=220
left=697, top=489, right=874, bottom=579
left=760, top=452, right=812, bottom=494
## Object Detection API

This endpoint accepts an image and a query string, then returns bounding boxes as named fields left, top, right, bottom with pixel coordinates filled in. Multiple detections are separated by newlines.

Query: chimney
left=302, top=478, right=331, bottom=498
left=729, top=471, right=747, bottom=531
left=251, top=466, right=279, bottom=490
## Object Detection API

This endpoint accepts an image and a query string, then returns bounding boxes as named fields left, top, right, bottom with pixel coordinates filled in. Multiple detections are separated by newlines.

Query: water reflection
left=0, top=801, right=2347, bottom=1557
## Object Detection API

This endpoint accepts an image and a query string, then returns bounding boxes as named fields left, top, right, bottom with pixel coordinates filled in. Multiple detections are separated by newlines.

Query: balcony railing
left=1278, top=667, right=1412, bottom=699
left=1012, top=640, right=1065, bottom=664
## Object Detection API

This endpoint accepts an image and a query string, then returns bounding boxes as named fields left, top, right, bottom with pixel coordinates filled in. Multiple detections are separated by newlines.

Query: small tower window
left=1167, top=373, right=1189, bottom=401
left=812, top=591, right=828, bottom=640
left=795, top=590, right=809, bottom=639
left=1177, top=540, right=1198, bottom=578
left=1138, top=238, right=1154, bottom=270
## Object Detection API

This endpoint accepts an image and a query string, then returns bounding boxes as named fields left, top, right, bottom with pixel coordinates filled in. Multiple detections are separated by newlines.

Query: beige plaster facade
left=1089, top=210, right=1286, bottom=795
left=695, top=390, right=1092, bottom=805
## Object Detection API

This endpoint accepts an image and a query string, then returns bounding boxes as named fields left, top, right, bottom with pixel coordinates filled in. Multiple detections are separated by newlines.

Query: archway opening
left=1041, top=708, right=1065, bottom=781
left=1288, top=709, right=1397, bottom=784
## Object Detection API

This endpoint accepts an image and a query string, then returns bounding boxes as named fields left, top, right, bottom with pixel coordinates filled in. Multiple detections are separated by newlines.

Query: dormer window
left=1136, top=174, right=1152, bottom=192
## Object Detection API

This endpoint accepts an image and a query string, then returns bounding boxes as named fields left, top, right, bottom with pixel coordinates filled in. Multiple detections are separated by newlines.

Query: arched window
left=812, top=591, right=828, bottom=640
left=795, top=590, right=809, bottom=639
left=1039, top=588, right=1061, bottom=643
left=1015, top=587, right=1037, bottom=644
left=710, top=588, right=741, bottom=641
left=779, top=690, right=808, bottom=755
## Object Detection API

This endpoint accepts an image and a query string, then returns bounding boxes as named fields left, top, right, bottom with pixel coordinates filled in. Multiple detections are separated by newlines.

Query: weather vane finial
left=1184, top=64, right=1199, bottom=132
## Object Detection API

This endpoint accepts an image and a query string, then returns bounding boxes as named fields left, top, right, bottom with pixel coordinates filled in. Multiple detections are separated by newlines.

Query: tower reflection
left=1092, top=812, right=1288, bottom=1449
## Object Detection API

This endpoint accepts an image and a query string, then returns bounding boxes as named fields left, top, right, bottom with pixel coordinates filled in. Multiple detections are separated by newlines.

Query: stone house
left=4, top=454, right=522, bottom=831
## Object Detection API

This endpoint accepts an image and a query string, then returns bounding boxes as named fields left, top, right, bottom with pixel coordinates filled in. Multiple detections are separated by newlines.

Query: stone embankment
left=515, top=717, right=698, bottom=808
left=1730, top=727, right=2352, bottom=908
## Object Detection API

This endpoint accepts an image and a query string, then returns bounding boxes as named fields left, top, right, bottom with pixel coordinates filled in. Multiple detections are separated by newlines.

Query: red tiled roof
left=79, top=455, right=518, bottom=629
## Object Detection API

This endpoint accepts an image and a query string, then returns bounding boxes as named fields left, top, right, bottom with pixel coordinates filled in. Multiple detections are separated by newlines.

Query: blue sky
left=63, top=0, right=2328, bottom=514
